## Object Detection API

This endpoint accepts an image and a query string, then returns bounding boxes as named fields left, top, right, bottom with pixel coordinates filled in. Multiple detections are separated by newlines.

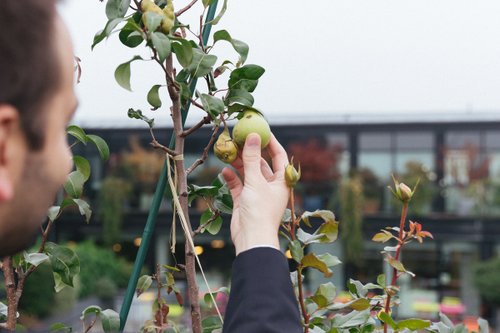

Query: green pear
left=233, top=110, right=271, bottom=148
left=214, top=127, right=238, bottom=164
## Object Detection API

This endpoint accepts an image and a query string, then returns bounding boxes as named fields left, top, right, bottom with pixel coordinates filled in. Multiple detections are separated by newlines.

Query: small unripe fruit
left=214, top=128, right=238, bottom=164
left=161, top=0, right=175, bottom=33
left=285, top=158, right=301, bottom=188
left=232, top=110, right=271, bottom=148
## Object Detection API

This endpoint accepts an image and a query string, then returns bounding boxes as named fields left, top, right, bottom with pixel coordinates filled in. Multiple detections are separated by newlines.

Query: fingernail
left=246, top=133, right=260, bottom=147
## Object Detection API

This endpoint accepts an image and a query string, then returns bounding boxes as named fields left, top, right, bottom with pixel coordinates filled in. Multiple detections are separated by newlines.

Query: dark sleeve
left=222, top=247, right=303, bottom=333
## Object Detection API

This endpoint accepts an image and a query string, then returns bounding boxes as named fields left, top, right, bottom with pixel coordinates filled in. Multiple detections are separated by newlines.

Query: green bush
left=474, top=256, right=500, bottom=305
left=18, top=262, right=55, bottom=318
left=72, top=241, right=133, bottom=298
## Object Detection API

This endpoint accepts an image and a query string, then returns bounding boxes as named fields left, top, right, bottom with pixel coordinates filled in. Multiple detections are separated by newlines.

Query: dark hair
left=0, top=0, right=61, bottom=150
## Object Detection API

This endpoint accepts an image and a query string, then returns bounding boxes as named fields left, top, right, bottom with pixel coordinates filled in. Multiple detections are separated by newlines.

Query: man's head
left=0, top=0, right=78, bottom=255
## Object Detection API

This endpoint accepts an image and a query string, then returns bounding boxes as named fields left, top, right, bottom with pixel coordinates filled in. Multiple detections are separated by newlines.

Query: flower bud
left=285, top=158, right=301, bottom=188
left=398, top=183, right=413, bottom=202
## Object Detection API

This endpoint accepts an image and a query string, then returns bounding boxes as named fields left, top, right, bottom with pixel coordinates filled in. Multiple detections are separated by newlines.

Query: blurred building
left=57, top=112, right=500, bottom=324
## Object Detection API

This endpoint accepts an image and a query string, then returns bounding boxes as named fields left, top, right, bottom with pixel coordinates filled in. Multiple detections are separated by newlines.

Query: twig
left=151, top=139, right=178, bottom=156
left=175, top=0, right=198, bottom=17
left=180, top=116, right=211, bottom=137
left=193, top=210, right=221, bottom=235
left=185, top=124, right=220, bottom=175
left=190, top=98, right=206, bottom=111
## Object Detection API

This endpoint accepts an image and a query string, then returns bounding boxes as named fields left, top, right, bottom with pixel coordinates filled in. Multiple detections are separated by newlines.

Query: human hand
left=221, top=133, right=289, bottom=255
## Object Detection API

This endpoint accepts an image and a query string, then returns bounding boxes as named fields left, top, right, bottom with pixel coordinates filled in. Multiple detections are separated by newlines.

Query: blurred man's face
left=0, top=16, right=77, bottom=255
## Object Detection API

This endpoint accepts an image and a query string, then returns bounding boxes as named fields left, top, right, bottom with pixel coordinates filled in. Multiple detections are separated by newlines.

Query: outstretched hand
left=221, top=133, right=290, bottom=255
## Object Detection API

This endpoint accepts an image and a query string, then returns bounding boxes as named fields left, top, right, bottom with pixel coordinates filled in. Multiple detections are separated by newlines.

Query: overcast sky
left=59, top=0, right=500, bottom=127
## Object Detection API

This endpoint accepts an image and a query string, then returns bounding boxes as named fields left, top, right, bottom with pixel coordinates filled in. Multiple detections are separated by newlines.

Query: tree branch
left=185, top=124, right=220, bottom=175
left=190, top=98, right=206, bottom=111
left=175, top=0, right=198, bottom=17
left=181, top=116, right=211, bottom=137
left=3, top=257, right=17, bottom=330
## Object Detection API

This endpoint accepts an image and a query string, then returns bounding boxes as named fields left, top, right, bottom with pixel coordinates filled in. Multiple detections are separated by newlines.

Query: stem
left=176, top=0, right=198, bottom=17
left=181, top=115, right=211, bottom=137
left=185, top=124, right=220, bottom=175
left=2, top=257, right=17, bottom=331
left=290, top=189, right=297, bottom=239
left=297, top=266, right=309, bottom=332
left=383, top=202, right=408, bottom=333
left=155, top=264, right=163, bottom=331
left=165, top=54, right=202, bottom=333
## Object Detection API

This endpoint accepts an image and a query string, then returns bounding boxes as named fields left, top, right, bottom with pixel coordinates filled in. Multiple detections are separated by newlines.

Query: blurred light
left=134, top=237, right=142, bottom=247
left=211, top=239, right=225, bottom=249
left=112, top=243, right=122, bottom=252
left=285, top=249, right=292, bottom=259
left=194, top=246, right=204, bottom=255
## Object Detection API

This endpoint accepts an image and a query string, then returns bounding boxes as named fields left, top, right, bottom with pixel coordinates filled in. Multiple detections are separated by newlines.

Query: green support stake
left=119, top=2, right=219, bottom=331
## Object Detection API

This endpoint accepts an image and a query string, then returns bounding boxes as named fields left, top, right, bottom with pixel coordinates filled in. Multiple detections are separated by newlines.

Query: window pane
left=359, top=152, right=392, bottom=180
left=396, top=132, right=434, bottom=150
left=445, top=131, right=480, bottom=149
left=395, top=152, right=435, bottom=174
left=359, top=133, right=391, bottom=150
left=485, top=131, right=500, bottom=149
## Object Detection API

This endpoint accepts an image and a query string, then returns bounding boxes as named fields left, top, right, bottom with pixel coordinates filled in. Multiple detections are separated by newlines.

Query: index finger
left=266, top=133, right=289, bottom=175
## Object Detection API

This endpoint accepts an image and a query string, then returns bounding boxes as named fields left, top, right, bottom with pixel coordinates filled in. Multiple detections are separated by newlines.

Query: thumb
left=242, top=133, right=262, bottom=182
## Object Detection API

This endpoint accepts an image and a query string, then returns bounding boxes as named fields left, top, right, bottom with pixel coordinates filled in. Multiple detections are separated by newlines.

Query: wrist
left=235, top=235, right=280, bottom=256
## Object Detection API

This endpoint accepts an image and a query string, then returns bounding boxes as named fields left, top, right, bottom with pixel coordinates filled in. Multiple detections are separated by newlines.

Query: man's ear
left=0, top=104, right=23, bottom=201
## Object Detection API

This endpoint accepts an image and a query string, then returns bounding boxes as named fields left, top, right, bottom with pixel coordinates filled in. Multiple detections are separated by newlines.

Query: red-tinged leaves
left=408, top=220, right=433, bottom=243
left=301, top=253, right=333, bottom=278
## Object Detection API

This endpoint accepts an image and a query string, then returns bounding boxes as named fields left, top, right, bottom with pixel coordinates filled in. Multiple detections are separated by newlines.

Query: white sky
left=58, top=0, right=500, bottom=127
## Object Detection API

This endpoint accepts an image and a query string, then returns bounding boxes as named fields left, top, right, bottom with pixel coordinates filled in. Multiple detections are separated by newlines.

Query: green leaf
left=73, top=155, right=91, bottom=181
left=350, top=298, right=370, bottom=311
left=228, top=64, right=265, bottom=92
left=225, top=88, right=254, bottom=108
left=127, top=108, right=155, bottom=128
left=114, top=55, right=143, bottom=91
left=100, top=309, right=120, bottom=332
left=67, top=125, right=87, bottom=145
left=478, top=318, right=489, bottom=333
left=119, top=28, right=144, bottom=48
left=201, top=315, right=223, bottom=333
left=397, top=318, right=431, bottom=331
left=48, top=205, right=61, bottom=221
left=314, top=219, right=339, bottom=243
left=64, top=171, right=85, bottom=198
left=106, top=0, right=130, bottom=19
left=206, top=0, right=227, bottom=25
left=49, top=322, right=72, bottom=333
left=206, top=215, right=223, bottom=235
left=73, top=199, right=92, bottom=223
left=147, top=85, right=163, bottom=110
left=188, top=48, right=217, bottom=78
left=317, top=253, right=341, bottom=268
left=81, top=305, right=102, bottom=320
left=331, top=309, right=371, bottom=328
left=302, top=209, right=337, bottom=226
left=199, top=93, right=225, bottom=119
left=289, top=240, right=303, bottom=263
left=387, top=257, right=406, bottom=272
left=24, top=252, right=49, bottom=267
left=143, top=11, right=163, bottom=32
left=172, top=40, right=193, bottom=68
left=301, top=253, right=333, bottom=278
left=213, top=30, right=249, bottom=65
left=92, top=17, right=124, bottom=50
left=87, top=134, right=110, bottom=161
left=310, top=282, right=336, bottom=308
left=45, top=243, right=80, bottom=291
left=151, top=32, right=171, bottom=62
left=377, top=274, right=386, bottom=287
left=296, top=228, right=324, bottom=245
left=372, top=230, right=393, bottom=243
left=377, top=311, right=397, bottom=329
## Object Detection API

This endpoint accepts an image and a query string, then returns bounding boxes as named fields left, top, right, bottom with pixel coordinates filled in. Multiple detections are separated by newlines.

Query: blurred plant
left=99, top=176, right=133, bottom=246
left=474, top=256, right=500, bottom=306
